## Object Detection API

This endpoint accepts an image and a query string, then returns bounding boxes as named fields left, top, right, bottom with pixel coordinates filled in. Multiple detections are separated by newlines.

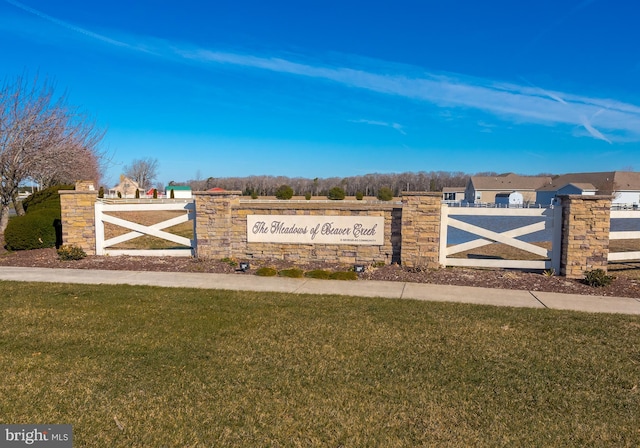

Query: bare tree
left=0, top=74, right=104, bottom=235
left=123, top=158, right=159, bottom=191
left=29, top=132, right=102, bottom=188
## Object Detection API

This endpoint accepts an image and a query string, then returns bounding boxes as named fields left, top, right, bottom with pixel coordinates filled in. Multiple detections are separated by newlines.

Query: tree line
left=177, top=171, right=487, bottom=197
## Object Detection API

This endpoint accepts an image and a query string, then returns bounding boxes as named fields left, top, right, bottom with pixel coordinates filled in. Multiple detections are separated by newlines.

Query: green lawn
left=1, top=281, right=639, bottom=447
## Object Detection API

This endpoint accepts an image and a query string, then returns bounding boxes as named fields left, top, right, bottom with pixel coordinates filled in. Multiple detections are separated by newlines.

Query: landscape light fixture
left=239, top=262, right=250, bottom=272
left=354, top=264, right=365, bottom=274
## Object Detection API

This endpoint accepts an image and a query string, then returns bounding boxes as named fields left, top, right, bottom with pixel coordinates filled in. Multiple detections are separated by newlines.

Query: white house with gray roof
left=535, top=171, right=640, bottom=206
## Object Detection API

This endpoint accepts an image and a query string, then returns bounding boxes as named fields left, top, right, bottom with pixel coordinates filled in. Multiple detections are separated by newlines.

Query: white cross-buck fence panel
left=608, top=210, right=640, bottom=262
left=95, top=200, right=196, bottom=257
left=439, top=205, right=562, bottom=271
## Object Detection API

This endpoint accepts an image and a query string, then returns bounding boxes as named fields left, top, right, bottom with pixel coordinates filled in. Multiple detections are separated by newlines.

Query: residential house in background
left=442, top=186, right=465, bottom=204
left=109, top=175, right=139, bottom=198
left=536, top=171, right=640, bottom=206
left=465, top=173, right=552, bottom=205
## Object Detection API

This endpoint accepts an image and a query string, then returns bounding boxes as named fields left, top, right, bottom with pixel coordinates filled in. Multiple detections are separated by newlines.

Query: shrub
left=355, top=191, right=364, bottom=200
left=278, top=268, right=304, bottom=278
left=377, top=187, right=394, bottom=201
left=251, top=192, right=258, bottom=199
left=98, top=186, right=105, bottom=198
left=305, top=269, right=331, bottom=280
left=329, top=271, right=358, bottom=280
left=583, top=269, right=614, bottom=287
left=22, top=184, right=73, bottom=213
left=327, top=186, right=345, bottom=200
left=153, top=189, right=158, bottom=199
left=117, top=191, right=122, bottom=199
left=5, top=184, right=69, bottom=251
left=255, top=267, right=277, bottom=277
left=135, top=189, right=140, bottom=199
left=57, top=245, right=87, bottom=261
left=4, top=209, right=61, bottom=250
left=305, top=192, right=312, bottom=201
left=170, top=189, right=175, bottom=199
left=275, top=184, right=294, bottom=200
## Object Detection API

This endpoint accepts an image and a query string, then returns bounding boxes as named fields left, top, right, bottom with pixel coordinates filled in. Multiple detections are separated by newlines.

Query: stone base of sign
left=60, top=183, right=618, bottom=277
left=194, top=191, right=400, bottom=265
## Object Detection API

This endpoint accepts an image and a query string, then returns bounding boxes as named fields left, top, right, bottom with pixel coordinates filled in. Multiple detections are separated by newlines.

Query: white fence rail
left=608, top=210, right=640, bottom=262
left=440, top=205, right=562, bottom=271
left=95, top=201, right=196, bottom=257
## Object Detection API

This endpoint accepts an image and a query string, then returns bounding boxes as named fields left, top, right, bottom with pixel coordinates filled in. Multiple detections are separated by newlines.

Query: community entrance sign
left=247, top=215, right=384, bottom=245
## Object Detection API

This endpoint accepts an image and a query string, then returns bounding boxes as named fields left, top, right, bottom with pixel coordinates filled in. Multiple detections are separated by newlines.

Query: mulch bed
left=1, top=248, right=640, bottom=299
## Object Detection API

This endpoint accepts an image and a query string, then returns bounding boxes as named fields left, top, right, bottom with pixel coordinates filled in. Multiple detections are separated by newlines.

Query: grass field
left=1, top=282, right=639, bottom=447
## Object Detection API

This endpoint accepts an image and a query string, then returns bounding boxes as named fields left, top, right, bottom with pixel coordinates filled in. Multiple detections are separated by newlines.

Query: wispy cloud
left=4, top=0, right=156, bottom=54
left=7, top=0, right=640, bottom=143
left=350, top=119, right=406, bottom=135
left=579, top=115, right=612, bottom=143
left=6, top=0, right=126, bottom=49
left=184, top=49, right=640, bottom=142
left=519, top=77, right=611, bottom=142
left=477, top=120, right=498, bottom=133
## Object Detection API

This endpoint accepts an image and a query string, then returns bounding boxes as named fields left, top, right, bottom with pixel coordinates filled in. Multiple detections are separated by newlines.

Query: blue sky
left=2, top=0, right=639, bottom=187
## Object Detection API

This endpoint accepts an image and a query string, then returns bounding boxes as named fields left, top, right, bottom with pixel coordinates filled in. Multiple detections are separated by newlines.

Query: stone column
left=559, top=195, right=611, bottom=278
left=59, top=181, right=98, bottom=255
left=400, top=192, right=442, bottom=268
left=193, top=191, right=241, bottom=259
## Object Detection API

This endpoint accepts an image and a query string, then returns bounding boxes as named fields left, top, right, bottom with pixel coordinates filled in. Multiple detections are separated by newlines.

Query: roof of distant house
left=165, top=185, right=191, bottom=190
left=536, top=171, right=640, bottom=193
left=564, top=183, right=597, bottom=191
left=470, top=173, right=552, bottom=191
left=207, top=187, right=226, bottom=192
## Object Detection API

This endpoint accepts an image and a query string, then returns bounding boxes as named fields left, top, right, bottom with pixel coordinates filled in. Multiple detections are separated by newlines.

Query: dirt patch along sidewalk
left=0, top=248, right=639, bottom=299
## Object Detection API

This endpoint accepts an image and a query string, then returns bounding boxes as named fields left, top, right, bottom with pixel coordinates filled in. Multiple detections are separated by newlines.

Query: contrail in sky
left=6, top=0, right=639, bottom=143
left=4, top=0, right=152, bottom=53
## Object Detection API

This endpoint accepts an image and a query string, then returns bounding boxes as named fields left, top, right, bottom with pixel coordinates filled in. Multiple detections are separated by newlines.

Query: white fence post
left=439, top=203, right=449, bottom=267
left=95, top=201, right=105, bottom=256
left=550, top=205, right=563, bottom=274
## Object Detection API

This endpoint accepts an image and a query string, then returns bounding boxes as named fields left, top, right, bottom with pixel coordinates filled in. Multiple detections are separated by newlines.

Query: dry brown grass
left=451, top=240, right=640, bottom=278
left=450, top=241, right=551, bottom=261
left=1, top=282, right=639, bottom=447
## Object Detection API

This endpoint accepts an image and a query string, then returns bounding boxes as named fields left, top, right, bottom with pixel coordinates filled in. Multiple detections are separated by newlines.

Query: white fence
left=608, top=210, right=640, bottom=262
left=439, top=205, right=562, bottom=271
left=95, top=200, right=196, bottom=257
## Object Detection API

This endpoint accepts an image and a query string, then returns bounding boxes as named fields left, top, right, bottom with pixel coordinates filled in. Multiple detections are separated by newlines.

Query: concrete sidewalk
left=0, top=266, right=639, bottom=315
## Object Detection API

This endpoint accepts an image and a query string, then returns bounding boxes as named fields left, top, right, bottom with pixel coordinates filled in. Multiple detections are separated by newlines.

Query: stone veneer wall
left=559, top=195, right=611, bottom=278
left=59, top=181, right=98, bottom=255
left=59, top=186, right=619, bottom=277
left=194, top=191, right=401, bottom=264
left=193, top=191, right=239, bottom=260
left=400, top=192, right=442, bottom=268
